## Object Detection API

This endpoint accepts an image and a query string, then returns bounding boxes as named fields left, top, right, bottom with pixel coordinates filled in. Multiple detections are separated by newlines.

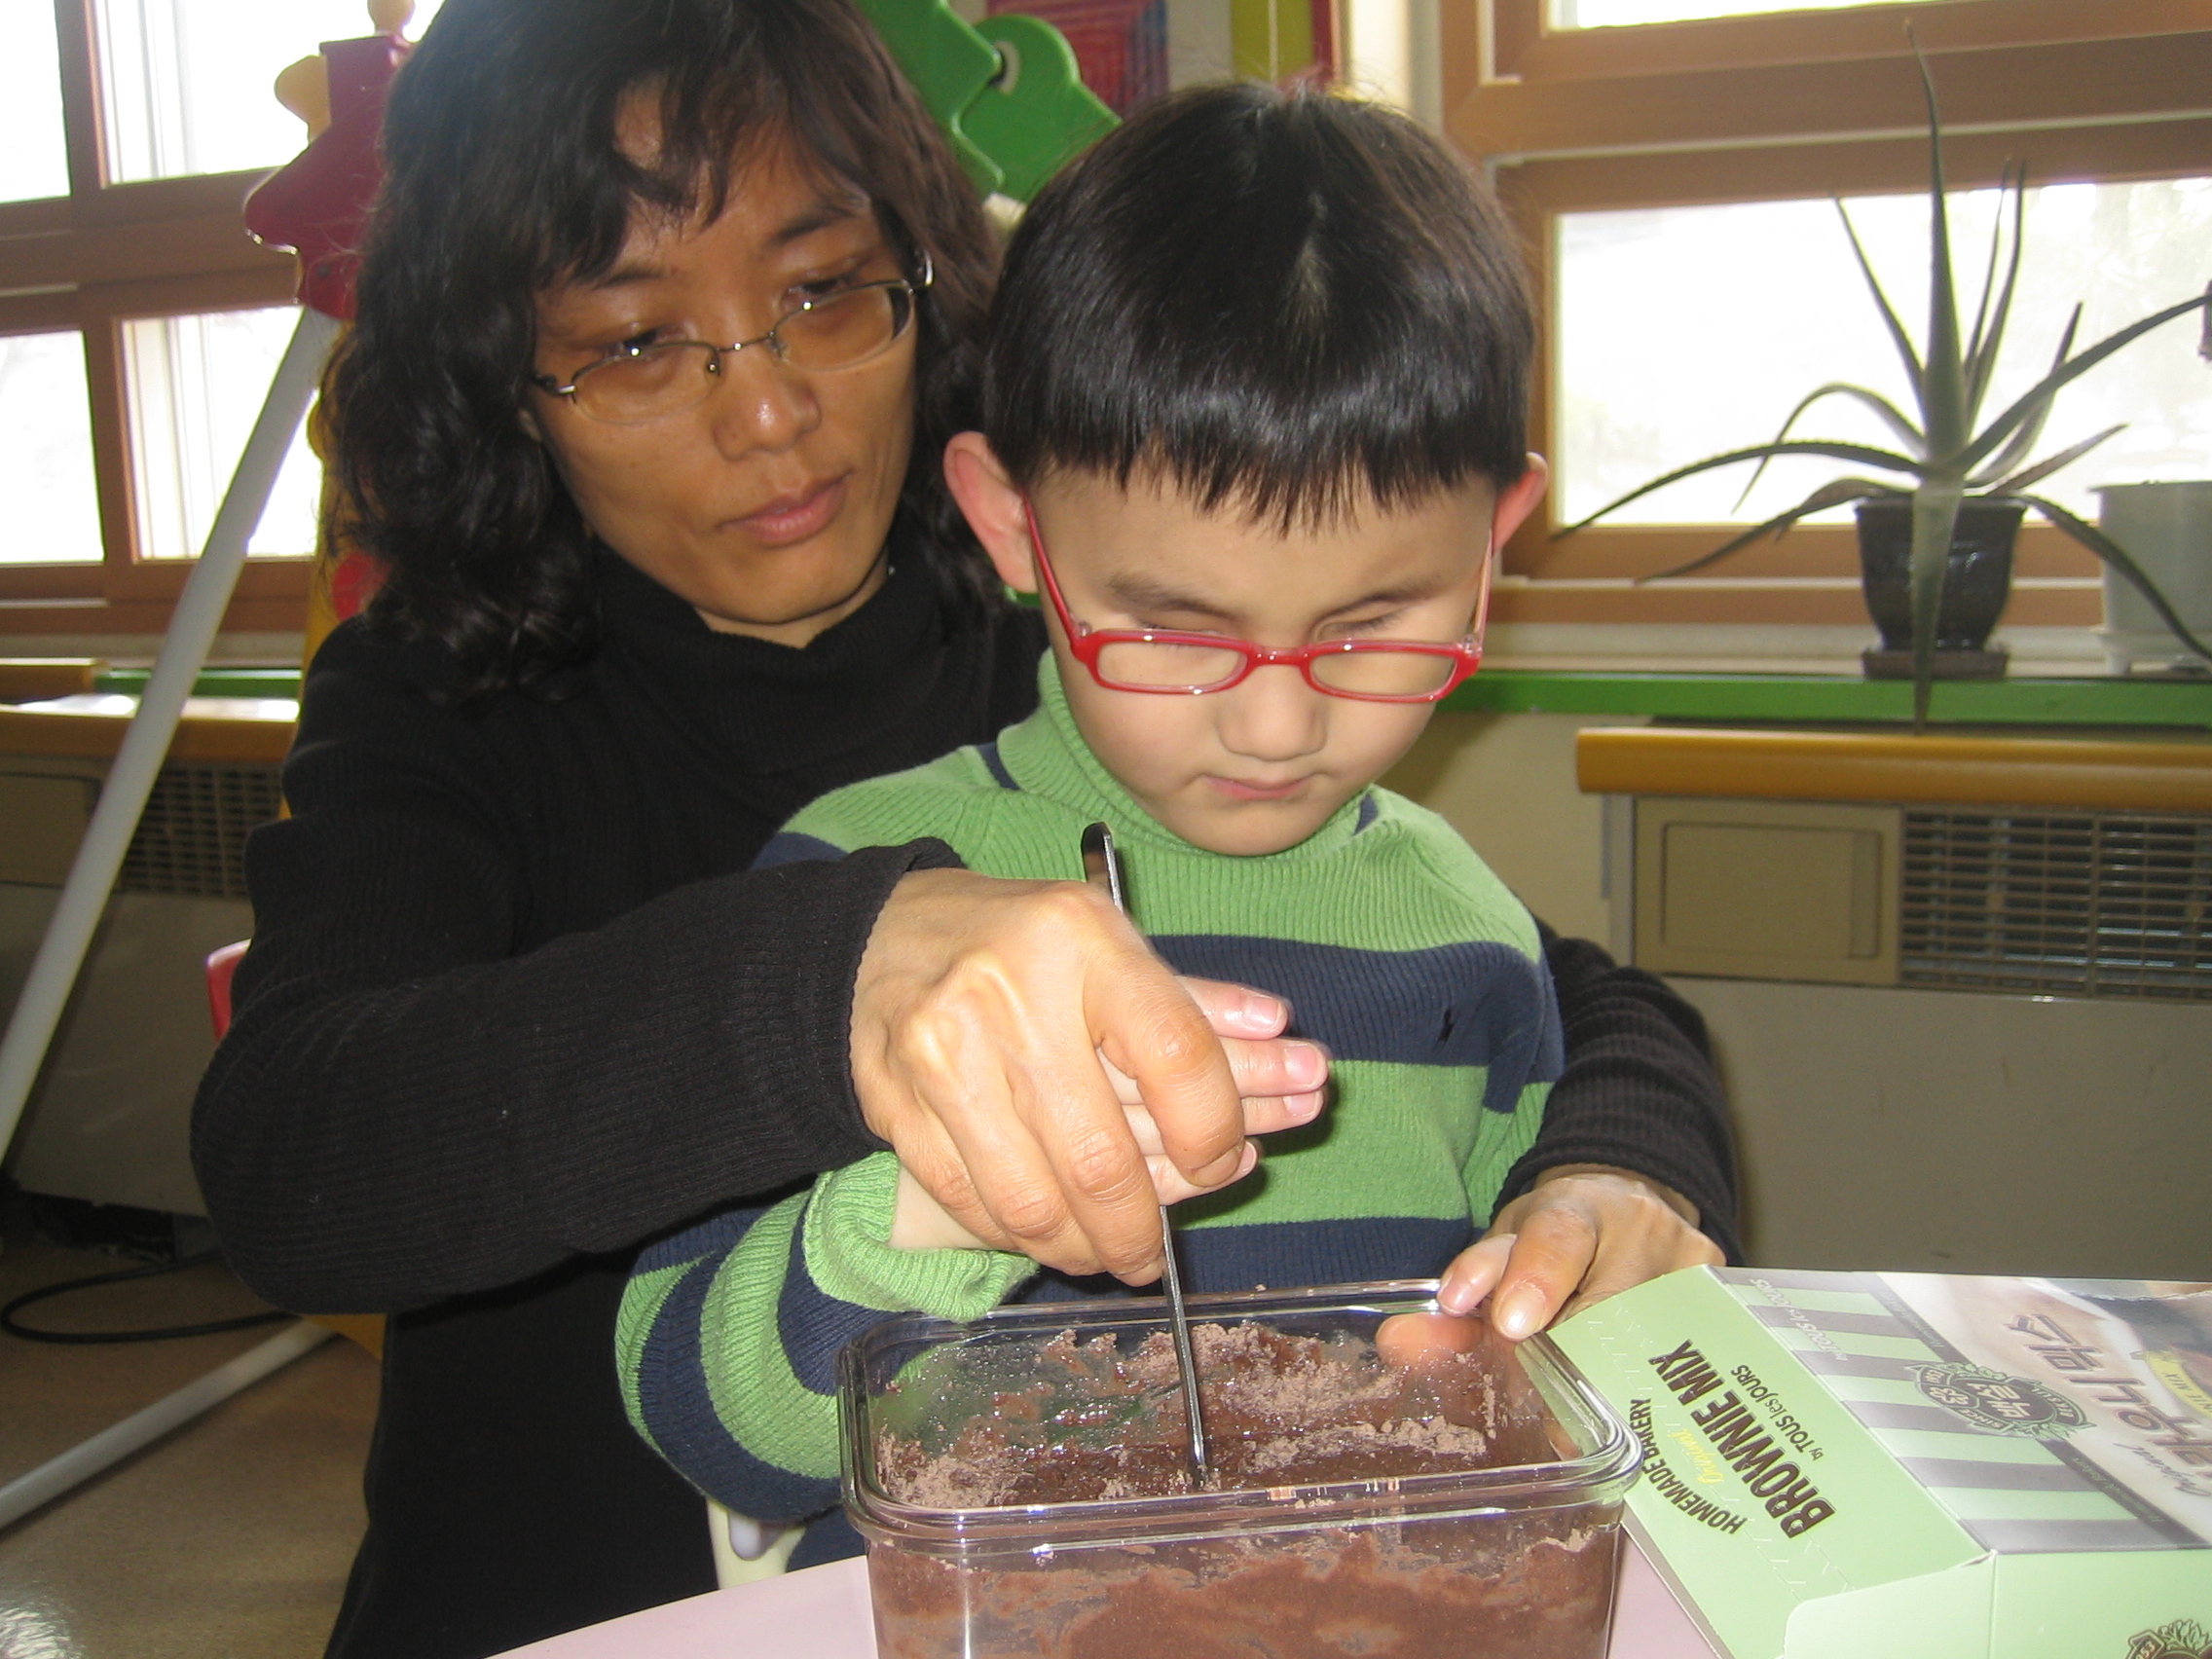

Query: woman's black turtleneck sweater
left=194, top=534, right=1734, bottom=1659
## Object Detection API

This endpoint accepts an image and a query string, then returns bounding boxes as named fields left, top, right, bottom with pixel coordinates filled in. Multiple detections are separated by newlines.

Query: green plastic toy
left=854, top=0, right=1116, bottom=202
left=965, top=14, right=1116, bottom=203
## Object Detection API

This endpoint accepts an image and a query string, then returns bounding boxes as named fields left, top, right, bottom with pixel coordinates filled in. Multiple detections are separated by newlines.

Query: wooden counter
left=0, top=694, right=298, bottom=766
left=1576, top=725, right=2212, bottom=814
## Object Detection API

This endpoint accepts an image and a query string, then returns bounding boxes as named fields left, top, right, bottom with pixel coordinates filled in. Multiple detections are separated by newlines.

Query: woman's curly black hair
left=331, top=0, right=1001, bottom=700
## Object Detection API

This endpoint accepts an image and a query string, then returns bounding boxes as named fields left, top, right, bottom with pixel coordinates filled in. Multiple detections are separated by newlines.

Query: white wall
left=1339, top=0, right=1442, bottom=126
left=1677, top=976, right=2212, bottom=1281
left=1387, top=708, right=2212, bottom=1282
left=1166, top=0, right=1235, bottom=86
left=1382, top=709, right=1637, bottom=945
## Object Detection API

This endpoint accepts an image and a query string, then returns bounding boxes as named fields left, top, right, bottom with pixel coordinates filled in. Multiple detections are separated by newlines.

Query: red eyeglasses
left=1022, top=499, right=1491, bottom=703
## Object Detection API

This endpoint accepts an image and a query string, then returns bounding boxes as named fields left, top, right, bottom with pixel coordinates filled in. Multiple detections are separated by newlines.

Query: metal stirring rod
left=1079, top=820, right=1211, bottom=1486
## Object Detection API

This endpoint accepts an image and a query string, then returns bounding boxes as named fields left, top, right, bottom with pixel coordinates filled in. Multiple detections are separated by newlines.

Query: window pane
left=96, top=0, right=444, bottom=184
left=123, top=307, right=322, bottom=561
left=1558, top=178, right=2212, bottom=527
left=1554, top=0, right=1913, bottom=25
left=0, top=332, right=102, bottom=565
left=0, top=0, right=72, bottom=203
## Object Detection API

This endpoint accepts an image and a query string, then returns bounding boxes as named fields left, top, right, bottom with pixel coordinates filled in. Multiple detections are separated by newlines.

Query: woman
left=193, top=1, right=1735, bottom=1654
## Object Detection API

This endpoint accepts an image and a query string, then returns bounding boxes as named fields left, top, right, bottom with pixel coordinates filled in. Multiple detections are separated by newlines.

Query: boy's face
left=947, top=438, right=1548, bottom=856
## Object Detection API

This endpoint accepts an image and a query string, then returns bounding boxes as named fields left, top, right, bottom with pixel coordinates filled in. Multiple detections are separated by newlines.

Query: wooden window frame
left=1441, top=0, right=2212, bottom=628
left=0, top=0, right=313, bottom=638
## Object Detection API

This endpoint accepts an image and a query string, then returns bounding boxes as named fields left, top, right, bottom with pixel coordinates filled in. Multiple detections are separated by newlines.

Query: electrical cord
left=1, top=1250, right=290, bottom=1344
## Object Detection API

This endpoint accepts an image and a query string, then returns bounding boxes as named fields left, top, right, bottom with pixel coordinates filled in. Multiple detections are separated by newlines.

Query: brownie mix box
left=1552, top=1267, right=2212, bottom=1659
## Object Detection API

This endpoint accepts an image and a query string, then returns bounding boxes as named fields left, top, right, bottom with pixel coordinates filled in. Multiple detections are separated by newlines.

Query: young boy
left=620, top=82, right=1557, bottom=1565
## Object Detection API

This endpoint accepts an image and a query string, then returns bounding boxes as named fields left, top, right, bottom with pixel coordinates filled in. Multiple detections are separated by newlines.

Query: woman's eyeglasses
left=1022, top=499, right=1490, bottom=703
left=533, top=255, right=932, bottom=425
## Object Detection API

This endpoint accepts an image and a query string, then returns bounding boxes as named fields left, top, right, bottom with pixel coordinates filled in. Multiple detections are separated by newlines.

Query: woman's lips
left=729, top=475, right=846, bottom=546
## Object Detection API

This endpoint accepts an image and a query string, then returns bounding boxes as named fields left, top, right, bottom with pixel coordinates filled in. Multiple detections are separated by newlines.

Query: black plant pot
left=1856, top=498, right=2023, bottom=680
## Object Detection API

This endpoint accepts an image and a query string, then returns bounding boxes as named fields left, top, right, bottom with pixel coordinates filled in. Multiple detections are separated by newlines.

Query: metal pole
left=0, top=304, right=341, bottom=1159
left=0, top=1321, right=334, bottom=1530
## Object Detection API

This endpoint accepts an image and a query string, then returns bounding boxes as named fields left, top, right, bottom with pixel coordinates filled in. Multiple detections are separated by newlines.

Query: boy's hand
left=891, top=1163, right=994, bottom=1252
left=1438, top=1164, right=1722, bottom=1338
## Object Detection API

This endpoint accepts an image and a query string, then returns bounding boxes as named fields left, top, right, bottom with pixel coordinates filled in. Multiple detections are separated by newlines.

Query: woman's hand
left=1437, top=1164, right=1723, bottom=1337
left=852, top=867, right=1329, bottom=1282
left=890, top=1109, right=1262, bottom=1253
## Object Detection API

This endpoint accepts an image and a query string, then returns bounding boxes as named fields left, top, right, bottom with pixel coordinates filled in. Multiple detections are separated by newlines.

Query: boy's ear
left=1490, top=455, right=1550, bottom=550
left=943, top=431, right=1037, bottom=593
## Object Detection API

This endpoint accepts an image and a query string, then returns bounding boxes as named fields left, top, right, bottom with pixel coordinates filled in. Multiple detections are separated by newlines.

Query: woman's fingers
left=851, top=868, right=1259, bottom=1283
left=1146, top=1140, right=1260, bottom=1206
left=949, top=966, right=1171, bottom=1275
left=851, top=872, right=1127, bottom=1274
left=1472, top=1166, right=1723, bottom=1340
left=1085, top=935, right=1248, bottom=1191
left=889, top=1143, right=1251, bottom=1251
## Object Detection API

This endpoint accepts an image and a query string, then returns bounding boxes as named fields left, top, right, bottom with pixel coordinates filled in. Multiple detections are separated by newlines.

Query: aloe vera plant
left=1556, top=43, right=2212, bottom=723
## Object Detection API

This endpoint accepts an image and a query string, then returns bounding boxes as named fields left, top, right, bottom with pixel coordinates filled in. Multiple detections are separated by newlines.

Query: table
left=498, top=1534, right=1722, bottom=1658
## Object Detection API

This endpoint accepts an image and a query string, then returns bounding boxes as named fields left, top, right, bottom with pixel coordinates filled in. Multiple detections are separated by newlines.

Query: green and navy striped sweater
left=617, top=659, right=1562, bottom=1561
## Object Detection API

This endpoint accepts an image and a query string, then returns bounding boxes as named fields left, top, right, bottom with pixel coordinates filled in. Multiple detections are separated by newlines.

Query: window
left=0, top=330, right=103, bottom=566
left=0, top=1, right=438, bottom=641
left=1558, top=179, right=2212, bottom=527
left=122, top=306, right=323, bottom=561
left=1556, top=0, right=1912, bottom=25
left=1442, top=0, right=2212, bottom=629
left=2, top=3, right=71, bottom=204
left=95, top=0, right=442, bottom=183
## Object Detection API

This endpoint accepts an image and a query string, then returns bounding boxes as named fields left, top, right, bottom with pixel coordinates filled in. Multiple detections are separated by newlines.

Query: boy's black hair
left=984, top=83, right=1534, bottom=523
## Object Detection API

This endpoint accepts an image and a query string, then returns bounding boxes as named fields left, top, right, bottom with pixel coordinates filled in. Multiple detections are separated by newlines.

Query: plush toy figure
left=244, top=2, right=414, bottom=662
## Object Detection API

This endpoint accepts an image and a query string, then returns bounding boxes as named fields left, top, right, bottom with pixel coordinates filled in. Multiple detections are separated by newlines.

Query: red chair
left=205, top=940, right=250, bottom=1038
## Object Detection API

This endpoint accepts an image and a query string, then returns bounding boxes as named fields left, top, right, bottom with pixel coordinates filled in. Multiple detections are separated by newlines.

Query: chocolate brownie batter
left=866, top=1321, right=1622, bottom=1659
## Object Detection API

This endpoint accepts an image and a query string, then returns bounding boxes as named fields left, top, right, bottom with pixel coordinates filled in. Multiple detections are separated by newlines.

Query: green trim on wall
left=82, top=665, right=2212, bottom=729
left=95, top=668, right=302, bottom=700
left=1441, top=670, right=2212, bottom=730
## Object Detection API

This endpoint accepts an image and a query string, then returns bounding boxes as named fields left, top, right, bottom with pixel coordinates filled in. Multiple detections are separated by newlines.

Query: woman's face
left=530, top=134, right=917, bottom=645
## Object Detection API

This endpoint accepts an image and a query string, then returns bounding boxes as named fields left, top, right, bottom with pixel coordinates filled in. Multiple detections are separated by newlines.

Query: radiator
left=1, top=758, right=280, bottom=1215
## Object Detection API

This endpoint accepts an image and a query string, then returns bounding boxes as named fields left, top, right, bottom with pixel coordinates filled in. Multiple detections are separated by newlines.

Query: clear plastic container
left=839, top=1281, right=1642, bottom=1659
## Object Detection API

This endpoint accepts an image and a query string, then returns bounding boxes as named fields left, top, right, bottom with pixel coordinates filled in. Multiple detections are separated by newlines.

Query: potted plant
left=1554, top=40, right=2212, bottom=723
left=2096, top=481, right=2212, bottom=675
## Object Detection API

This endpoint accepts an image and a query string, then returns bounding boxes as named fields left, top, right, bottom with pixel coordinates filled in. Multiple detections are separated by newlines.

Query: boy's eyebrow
left=1101, top=572, right=1237, bottom=621
left=1323, top=578, right=1452, bottom=617
left=1100, top=573, right=1459, bottom=624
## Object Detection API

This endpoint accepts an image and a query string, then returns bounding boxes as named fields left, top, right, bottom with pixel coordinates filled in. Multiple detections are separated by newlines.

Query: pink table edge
left=498, top=1530, right=1722, bottom=1659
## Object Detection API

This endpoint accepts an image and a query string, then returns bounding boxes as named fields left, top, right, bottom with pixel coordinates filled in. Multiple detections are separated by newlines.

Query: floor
left=0, top=1241, right=378, bottom=1659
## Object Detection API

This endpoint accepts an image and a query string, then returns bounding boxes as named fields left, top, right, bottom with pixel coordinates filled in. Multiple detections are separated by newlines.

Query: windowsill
left=0, top=632, right=307, bottom=668
left=8, top=628, right=2201, bottom=736
left=1478, top=623, right=2112, bottom=678
left=1575, top=725, right=2212, bottom=814
left=0, top=692, right=297, bottom=762
left=1448, top=624, right=2210, bottom=729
